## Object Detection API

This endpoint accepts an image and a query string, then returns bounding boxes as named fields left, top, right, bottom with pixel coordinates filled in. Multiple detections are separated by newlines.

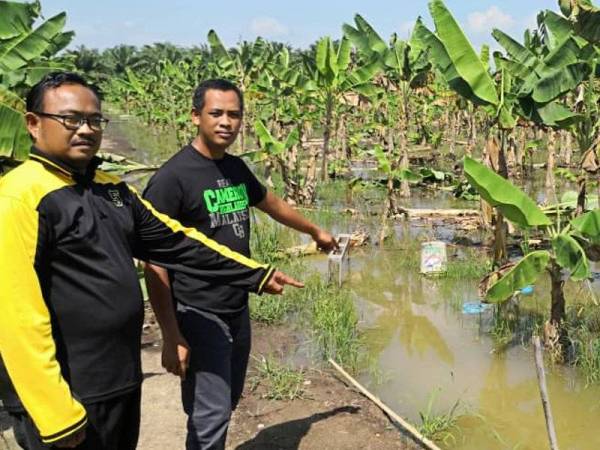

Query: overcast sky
left=38, top=0, right=558, bottom=51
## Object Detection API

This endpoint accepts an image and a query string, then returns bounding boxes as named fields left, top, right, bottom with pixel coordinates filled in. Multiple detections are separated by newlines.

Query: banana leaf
left=0, top=102, right=30, bottom=160
left=342, top=23, right=371, bottom=56
left=0, top=0, right=39, bottom=39
left=552, top=233, right=590, bottom=280
left=354, top=14, right=387, bottom=55
left=492, top=29, right=538, bottom=69
left=412, top=19, right=487, bottom=107
left=394, top=168, right=422, bottom=183
left=571, top=209, right=600, bottom=243
left=428, top=0, right=499, bottom=106
left=316, top=37, right=334, bottom=83
left=570, top=0, right=600, bottom=44
left=463, top=156, right=551, bottom=227
left=0, top=12, right=67, bottom=72
left=485, top=251, right=551, bottom=302
left=536, top=101, right=582, bottom=127
left=207, top=30, right=231, bottom=63
left=543, top=10, right=574, bottom=48
left=337, top=36, right=352, bottom=72
left=533, top=63, right=590, bottom=103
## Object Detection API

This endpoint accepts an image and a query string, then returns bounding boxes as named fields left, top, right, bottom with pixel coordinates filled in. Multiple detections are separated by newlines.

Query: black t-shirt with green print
left=143, top=145, right=267, bottom=313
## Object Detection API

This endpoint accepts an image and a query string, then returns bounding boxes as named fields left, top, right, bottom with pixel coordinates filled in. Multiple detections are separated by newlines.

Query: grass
left=249, top=211, right=364, bottom=373
left=418, top=389, right=462, bottom=446
left=567, top=304, right=600, bottom=384
left=443, top=252, right=491, bottom=279
left=303, top=273, right=364, bottom=373
left=249, top=355, right=306, bottom=400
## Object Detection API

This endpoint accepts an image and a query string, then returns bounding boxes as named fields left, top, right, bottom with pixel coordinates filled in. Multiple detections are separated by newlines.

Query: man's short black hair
left=192, top=79, right=243, bottom=114
left=26, top=71, right=101, bottom=112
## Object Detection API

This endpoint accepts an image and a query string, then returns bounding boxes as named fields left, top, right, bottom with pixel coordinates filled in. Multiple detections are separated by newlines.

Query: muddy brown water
left=104, top=114, right=600, bottom=450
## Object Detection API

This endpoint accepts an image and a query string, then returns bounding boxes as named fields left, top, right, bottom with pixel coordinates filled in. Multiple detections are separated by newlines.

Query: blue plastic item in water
left=462, top=302, right=491, bottom=315
left=520, top=285, right=534, bottom=295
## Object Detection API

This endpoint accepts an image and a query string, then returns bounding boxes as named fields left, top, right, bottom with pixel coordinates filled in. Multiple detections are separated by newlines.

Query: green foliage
left=250, top=355, right=305, bottom=400
left=427, top=0, right=499, bottom=106
left=418, top=388, right=462, bottom=446
left=552, top=233, right=590, bottom=281
left=463, top=157, right=551, bottom=228
left=485, top=251, right=551, bottom=303
left=0, top=0, right=73, bottom=160
left=305, top=276, right=363, bottom=373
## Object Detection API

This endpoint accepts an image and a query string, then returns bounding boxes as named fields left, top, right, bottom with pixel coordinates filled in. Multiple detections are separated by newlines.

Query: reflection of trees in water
left=475, top=354, right=600, bottom=449
left=351, top=251, right=454, bottom=365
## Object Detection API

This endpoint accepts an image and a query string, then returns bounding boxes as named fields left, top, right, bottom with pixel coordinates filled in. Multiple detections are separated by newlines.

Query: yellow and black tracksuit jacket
left=0, top=148, right=275, bottom=444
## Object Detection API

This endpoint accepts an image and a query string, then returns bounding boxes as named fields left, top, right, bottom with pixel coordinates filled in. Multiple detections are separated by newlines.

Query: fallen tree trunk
left=398, top=208, right=480, bottom=218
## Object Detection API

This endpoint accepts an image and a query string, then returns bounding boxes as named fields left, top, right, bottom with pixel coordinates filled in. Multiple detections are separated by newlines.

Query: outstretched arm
left=256, top=191, right=338, bottom=252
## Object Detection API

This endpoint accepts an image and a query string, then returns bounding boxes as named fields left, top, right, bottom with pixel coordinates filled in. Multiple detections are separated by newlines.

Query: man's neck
left=32, top=146, right=88, bottom=174
left=191, top=137, right=227, bottom=160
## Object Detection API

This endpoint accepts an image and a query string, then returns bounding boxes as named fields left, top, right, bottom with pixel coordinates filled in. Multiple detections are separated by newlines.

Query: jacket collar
left=29, top=147, right=102, bottom=183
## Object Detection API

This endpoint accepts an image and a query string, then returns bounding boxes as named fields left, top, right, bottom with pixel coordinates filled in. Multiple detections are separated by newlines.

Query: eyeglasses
left=34, top=112, right=109, bottom=131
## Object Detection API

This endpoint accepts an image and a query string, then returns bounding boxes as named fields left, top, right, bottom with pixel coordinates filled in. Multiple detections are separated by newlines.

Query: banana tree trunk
left=548, top=262, right=566, bottom=327
left=516, top=127, right=526, bottom=175
left=301, top=139, right=319, bottom=205
left=545, top=130, right=556, bottom=201
left=565, top=131, right=572, bottom=166
left=321, top=96, right=333, bottom=182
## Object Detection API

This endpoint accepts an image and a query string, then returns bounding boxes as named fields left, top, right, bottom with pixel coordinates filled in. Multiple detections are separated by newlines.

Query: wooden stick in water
left=532, top=336, right=560, bottom=450
left=328, top=359, right=442, bottom=450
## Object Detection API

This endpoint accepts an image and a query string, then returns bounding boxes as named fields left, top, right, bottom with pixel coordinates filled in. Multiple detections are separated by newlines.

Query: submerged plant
left=418, top=388, right=462, bottom=446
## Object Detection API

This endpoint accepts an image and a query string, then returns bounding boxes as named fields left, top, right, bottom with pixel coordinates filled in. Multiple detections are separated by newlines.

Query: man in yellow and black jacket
left=0, top=72, right=301, bottom=449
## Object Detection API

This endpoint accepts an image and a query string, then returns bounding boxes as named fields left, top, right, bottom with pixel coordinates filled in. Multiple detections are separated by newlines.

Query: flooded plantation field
left=100, top=114, right=600, bottom=449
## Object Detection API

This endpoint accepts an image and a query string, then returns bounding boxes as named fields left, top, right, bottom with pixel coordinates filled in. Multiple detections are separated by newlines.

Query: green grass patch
left=249, top=355, right=306, bottom=400
left=418, top=389, right=462, bottom=447
left=302, top=273, right=363, bottom=373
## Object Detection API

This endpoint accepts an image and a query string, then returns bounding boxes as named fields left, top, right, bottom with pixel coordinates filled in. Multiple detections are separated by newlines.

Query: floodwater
left=105, top=115, right=600, bottom=449
left=348, top=244, right=600, bottom=450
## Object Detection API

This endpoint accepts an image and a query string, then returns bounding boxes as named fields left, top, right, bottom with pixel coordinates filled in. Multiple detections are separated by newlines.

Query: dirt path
left=139, top=322, right=423, bottom=450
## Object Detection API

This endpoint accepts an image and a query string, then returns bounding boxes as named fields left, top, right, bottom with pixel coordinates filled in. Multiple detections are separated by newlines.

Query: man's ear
left=191, top=108, right=201, bottom=126
left=25, top=112, right=40, bottom=142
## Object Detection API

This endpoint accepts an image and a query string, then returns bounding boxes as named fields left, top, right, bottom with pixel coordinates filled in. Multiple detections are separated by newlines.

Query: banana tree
left=416, top=0, right=587, bottom=265
left=493, top=7, right=599, bottom=211
left=252, top=120, right=311, bottom=205
left=0, top=0, right=73, bottom=164
left=343, top=14, right=431, bottom=199
left=306, top=35, right=381, bottom=181
left=466, top=156, right=596, bottom=341
left=372, top=144, right=421, bottom=242
left=205, top=31, right=276, bottom=151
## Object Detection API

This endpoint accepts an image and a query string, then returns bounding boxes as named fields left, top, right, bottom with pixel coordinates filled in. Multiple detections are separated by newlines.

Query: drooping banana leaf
left=428, top=0, right=499, bottom=106
left=464, top=156, right=552, bottom=227
left=553, top=233, right=590, bottom=280
left=485, top=251, right=551, bottom=302
left=571, top=209, right=600, bottom=243
left=532, top=63, right=590, bottom=103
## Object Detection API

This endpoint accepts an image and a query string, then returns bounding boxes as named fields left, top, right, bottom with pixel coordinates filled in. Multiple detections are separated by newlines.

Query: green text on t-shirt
left=203, top=183, right=249, bottom=215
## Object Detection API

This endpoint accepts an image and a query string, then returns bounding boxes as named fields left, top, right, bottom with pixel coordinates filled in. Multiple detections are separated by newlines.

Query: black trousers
left=10, top=388, right=141, bottom=450
left=178, top=305, right=251, bottom=450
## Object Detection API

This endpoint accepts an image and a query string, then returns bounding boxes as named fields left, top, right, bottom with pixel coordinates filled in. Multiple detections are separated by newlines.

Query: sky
left=38, top=0, right=559, bottom=51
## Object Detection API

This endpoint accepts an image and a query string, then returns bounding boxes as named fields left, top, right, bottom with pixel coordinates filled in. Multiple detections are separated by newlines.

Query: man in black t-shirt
left=144, top=79, right=337, bottom=450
